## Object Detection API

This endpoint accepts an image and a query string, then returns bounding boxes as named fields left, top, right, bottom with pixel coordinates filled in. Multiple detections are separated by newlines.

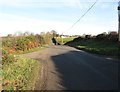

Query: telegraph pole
left=118, top=1, right=120, bottom=42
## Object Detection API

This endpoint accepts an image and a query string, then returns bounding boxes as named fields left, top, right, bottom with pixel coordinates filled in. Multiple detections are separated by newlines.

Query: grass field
left=55, top=37, right=75, bottom=44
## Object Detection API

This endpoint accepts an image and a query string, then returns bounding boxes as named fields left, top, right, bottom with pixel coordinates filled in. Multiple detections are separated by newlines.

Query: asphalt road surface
left=23, top=45, right=118, bottom=90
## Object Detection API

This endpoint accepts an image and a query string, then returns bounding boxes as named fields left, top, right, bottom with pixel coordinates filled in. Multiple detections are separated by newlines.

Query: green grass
left=2, top=40, right=48, bottom=90
left=15, top=45, right=48, bottom=55
left=1, top=36, right=49, bottom=90
left=2, top=55, right=40, bottom=90
left=55, top=37, right=75, bottom=44
left=68, top=40, right=118, bottom=56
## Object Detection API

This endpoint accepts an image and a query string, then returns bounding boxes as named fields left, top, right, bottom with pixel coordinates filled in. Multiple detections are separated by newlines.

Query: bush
left=16, top=38, right=26, bottom=51
left=108, top=34, right=118, bottom=42
left=2, top=32, right=53, bottom=54
left=2, top=48, right=18, bottom=64
left=73, top=37, right=83, bottom=42
left=96, top=34, right=107, bottom=41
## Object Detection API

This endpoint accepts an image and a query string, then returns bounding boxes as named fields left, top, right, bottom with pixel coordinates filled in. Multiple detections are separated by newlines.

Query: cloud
left=79, top=0, right=118, bottom=2
left=0, top=0, right=118, bottom=36
left=0, top=0, right=118, bottom=6
left=1, top=0, right=118, bottom=11
left=0, top=12, right=117, bottom=36
left=0, top=0, right=82, bottom=8
left=0, top=13, right=69, bottom=36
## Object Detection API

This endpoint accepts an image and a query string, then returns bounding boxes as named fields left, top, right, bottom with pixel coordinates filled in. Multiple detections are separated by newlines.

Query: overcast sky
left=0, top=0, right=119, bottom=36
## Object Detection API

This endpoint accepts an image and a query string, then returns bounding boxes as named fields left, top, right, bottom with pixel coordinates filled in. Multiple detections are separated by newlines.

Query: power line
left=63, top=0, right=99, bottom=34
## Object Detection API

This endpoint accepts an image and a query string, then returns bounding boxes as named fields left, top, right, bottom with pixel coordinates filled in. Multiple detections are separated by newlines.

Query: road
left=23, top=45, right=118, bottom=90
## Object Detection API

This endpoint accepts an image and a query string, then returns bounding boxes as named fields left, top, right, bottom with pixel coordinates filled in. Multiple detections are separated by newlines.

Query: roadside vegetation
left=1, top=30, right=119, bottom=90
left=2, top=32, right=52, bottom=90
left=2, top=53, right=39, bottom=90
left=65, top=31, right=119, bottom=56
left=2, top=32, right=52, bottom=54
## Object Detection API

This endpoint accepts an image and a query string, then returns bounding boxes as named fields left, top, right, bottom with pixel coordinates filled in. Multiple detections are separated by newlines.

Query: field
left=64, top=32, right=119, bottom=56
left=55, top=37, right=75, bottom=44
left=65, top=39, right=118, bottom=56
left=66, top=38, right=119, bottom=56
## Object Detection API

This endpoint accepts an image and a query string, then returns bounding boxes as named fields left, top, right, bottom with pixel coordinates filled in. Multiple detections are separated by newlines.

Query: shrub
left=96, top=34, right=107, bottom=41
left=108, top=34, right=118, bottom=42
left=2, top=32, right=53, bottom=55
left=73, top=37, right=83, bottom=42
left=2, top=48, right=18, bottom=64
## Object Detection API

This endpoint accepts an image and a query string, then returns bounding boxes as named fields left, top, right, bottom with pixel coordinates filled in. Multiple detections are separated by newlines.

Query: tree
left=51, top=30, right=58, bottom=37
left=40, top=32, right=45, bottom=36
left=85, top=35, right=91, bottom=39
left=23, top=31, right=30, bottom=36
left=13, top=31, right=23, bottom=37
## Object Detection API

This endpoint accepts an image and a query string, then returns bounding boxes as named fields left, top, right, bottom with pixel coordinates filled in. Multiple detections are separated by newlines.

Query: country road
left=23, top=45, right=118, bottom=90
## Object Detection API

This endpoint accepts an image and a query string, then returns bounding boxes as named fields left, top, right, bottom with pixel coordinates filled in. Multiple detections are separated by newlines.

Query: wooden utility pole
left=118, top=1, right=120, bottom=42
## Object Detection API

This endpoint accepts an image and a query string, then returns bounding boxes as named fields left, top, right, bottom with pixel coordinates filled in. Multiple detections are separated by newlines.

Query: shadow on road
left=50, top=50, right=118, bottom=90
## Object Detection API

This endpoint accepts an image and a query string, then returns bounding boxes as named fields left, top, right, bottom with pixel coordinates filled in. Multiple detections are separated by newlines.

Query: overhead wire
left=62, top=0, right=99, bottom=34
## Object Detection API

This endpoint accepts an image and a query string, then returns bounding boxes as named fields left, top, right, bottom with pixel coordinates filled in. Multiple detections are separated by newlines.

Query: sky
left=0, top=0, right=119, bottom=36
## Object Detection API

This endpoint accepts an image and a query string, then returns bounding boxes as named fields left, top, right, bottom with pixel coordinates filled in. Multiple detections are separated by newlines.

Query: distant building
left=61, top=35, right=67, bottom=38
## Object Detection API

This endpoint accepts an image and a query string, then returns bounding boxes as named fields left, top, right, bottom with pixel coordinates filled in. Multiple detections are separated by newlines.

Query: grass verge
left=15, top=45, right=48, bottom=55
left=66, top=40, right=119, bottom=56
left=2, top=54, right=40, bottom=90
